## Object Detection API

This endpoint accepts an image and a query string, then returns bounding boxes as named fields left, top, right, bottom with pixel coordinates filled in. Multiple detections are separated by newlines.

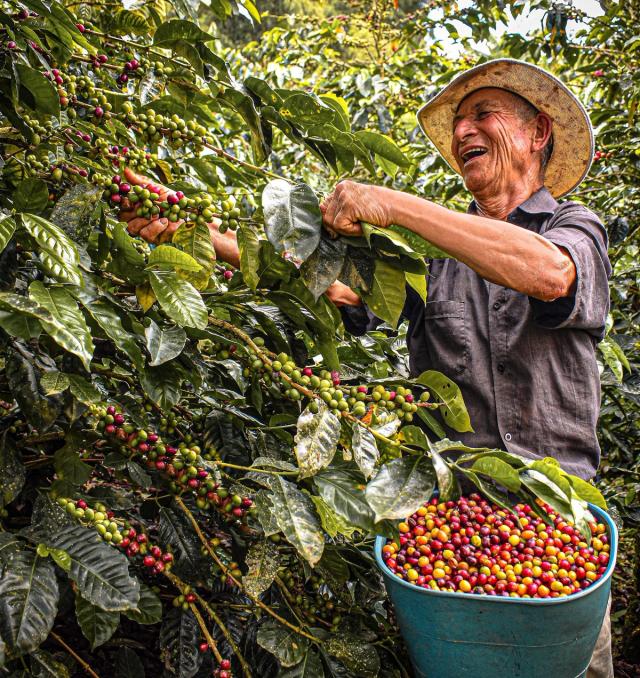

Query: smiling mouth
left=461, top=148, right=488, bottom=166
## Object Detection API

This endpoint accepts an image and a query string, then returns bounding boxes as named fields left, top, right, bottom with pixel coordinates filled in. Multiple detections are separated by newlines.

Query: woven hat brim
left=416, top=59, right=594, bottom=198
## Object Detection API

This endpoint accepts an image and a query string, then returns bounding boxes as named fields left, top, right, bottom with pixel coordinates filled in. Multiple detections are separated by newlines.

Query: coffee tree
left=0, top=1, right=614, bottom=677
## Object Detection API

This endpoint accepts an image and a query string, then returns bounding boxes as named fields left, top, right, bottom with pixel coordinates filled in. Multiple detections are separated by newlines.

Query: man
left=121, top=59, right=612, bottom=677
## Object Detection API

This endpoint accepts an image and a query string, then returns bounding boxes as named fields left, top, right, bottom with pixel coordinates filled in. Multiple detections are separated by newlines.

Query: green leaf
left=75, top=595, right=120, bottom=650
left=45, top=525, right=140, bottom=611
left=262, top=179, right=322, bottom=266
left=299, top=235, right=347, bottom=301
left=54, top=445, right=92, bottom=486
left=365, top=455, right=436, bottom=522
left=361, top=222, right=427, bottom=275
left=148, top=244, right=202, bottom=272
left=0, top=547, right=58, bottom=654
left=40, top=371, right=70, bottom=395
left=354, top=130, right=411, bottom=168
left=172, top=222, right=215, bottom=290
left=67, top=374, right=103, bottom=404
left=29, top=282, right=94, bottom=371
left=148, top=270, right=208, bottom=329
left=294, top=402, right=341, bottom=478
left=351, top=424, right=379, bottom=480
left=6, top=350, right=60, bottom=432
left=431, top=448, right=459, bottom=502
left=362, top=259, right=406, bottom=327
left=236, top=224, right=261, bottom=290
left=471, top=456, right=521, bottom=493
left=279, top=650, right=325, bottom=678
left=74, top=295, right=143, bottom=370
left=281, top=92, right=338, bottom=127
left=267, top=476, right=325, bottom=567
left=406, top=270, right=427, bottom=302
left=0, top=215, right=16, bottom=254
left=520, top=469, right=571, bottom=518
left=114, top=647, right=146, bottom=678
left=50, top=184, right=102, bottom=244
left=123, top=583, right=162, bottom=625
left=325, top=635, right=380, bottom=678
left=567, top=475, right=607, bottom=510
left=256, top=618, right=309, bottom=667
left=30, top=649, right=71, bottom=678
left=15, top=64, right=60, bottom=116
left=313, top=466, right=375, bottom=532
left=415, top=370, right=473, bottom=433
left=401, top=425, right=429, bottom=449
left=140, top=363, right=183, bottom=410
left=159, top=609, right=202, bottom=678
left=153, top=19, right=213, bottom=46
left=145, top=319, right=187, bottom=366
left=158, top=507, right=204, bottom=579
left=310, top=495, right=357, bottom=539
left=244, top=540, right=281, bottom=598
left=14, top=178, right=49, bottom=214
left=20, top=214, right=82, bottom=286
left=0, top=431, right=26, bottom=506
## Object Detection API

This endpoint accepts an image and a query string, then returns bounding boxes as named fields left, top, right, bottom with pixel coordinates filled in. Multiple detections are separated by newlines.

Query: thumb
left=124, top=166, right=149, bottom=187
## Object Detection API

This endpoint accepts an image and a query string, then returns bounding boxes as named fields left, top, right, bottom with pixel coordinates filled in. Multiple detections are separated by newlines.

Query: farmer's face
left=451, top=88, right=539, bottom=196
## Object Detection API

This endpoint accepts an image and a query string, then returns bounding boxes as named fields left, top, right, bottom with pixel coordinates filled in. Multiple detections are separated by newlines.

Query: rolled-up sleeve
left=529, top=204, right=611, bottom=340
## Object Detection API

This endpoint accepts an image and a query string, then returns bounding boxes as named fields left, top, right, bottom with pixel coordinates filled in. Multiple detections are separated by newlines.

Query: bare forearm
left=384, top=188, right=574, bottom=301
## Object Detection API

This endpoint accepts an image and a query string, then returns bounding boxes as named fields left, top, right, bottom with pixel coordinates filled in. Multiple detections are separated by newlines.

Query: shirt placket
left=488, top=283, right=514, bottom=448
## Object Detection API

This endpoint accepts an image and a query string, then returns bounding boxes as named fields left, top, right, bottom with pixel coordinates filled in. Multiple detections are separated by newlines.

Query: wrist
left=372, top=185, right=397, bottom=227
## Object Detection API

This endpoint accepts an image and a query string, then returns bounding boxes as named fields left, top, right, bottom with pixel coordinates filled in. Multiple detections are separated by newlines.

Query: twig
left=173, top=496, right=319, bottom=644
left=200, top=599, right=253, bottom=678
left=189, top=602, right=223, bottom=663
left=50, top=631, right=101, bottom=678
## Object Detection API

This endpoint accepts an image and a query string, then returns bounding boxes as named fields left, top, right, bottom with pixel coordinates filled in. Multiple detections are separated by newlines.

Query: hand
left=325, top=280, right=362, bottom=307
left=118, top=167, right=184, bottom=244
left=320, top=180, right=392, bottom=238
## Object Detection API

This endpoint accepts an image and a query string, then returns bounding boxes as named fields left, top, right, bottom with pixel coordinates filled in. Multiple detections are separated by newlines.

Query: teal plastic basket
left=374, top=504, right=617, bottom=678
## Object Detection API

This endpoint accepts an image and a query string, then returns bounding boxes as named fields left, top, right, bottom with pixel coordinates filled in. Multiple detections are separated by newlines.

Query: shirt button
left=505, top=433, right=512, bottom=442
left=497, top=363, right=505, bottom=373
left=493, top=302, right=501, bottom=310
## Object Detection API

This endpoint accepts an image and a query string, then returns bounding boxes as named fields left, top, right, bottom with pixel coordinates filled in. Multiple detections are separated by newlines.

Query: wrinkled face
left=451, top=88, right=539, bottom=195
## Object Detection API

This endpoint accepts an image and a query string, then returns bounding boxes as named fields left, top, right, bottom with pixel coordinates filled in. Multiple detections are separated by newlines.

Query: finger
left=119, top=208, right=136, bottom=222
left=158, top=221, right=182, bottom=243
left=322, top=192, right=339, bottom=228
left=127, top=217, right=153, bottom=235
left=123, top=166, right=149, bottom=188
left=140, top=219, right=168, bottom=243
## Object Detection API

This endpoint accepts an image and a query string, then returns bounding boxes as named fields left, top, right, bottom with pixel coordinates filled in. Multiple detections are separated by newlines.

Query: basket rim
left=373, top=503, right=617, bottom=606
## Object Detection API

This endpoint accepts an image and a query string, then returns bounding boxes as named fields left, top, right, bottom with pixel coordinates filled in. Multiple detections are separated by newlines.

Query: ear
left=531, top=112, right=553, bottom=152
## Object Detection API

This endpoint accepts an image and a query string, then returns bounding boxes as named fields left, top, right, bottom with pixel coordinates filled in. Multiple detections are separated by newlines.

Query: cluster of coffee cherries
left=382, top=495, right=610, bottom=598
left=92, top=405, right=254, bottom=521
left=278, top=566, right=342, bottom=630
left=172, top=585, right=198, bottom=610
left=126, top=108, right=213, bottom=152
left=55, top=496, right=174, bottom=574
left=594, top=149, right=614, bottom=162
left=212, top=658, right=232, bottom=678
left=202, top=537, right=243, bottom=586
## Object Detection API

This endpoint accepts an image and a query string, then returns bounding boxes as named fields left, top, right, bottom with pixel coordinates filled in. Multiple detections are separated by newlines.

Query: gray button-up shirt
left=342, top=187, right=611, bottom=480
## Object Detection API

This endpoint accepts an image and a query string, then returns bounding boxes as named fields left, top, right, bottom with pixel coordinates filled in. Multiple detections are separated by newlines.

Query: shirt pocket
left=423, top=300, right=470, bottom=374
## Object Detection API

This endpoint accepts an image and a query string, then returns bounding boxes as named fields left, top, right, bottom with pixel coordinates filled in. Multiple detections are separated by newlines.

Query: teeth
left=462, top=147, right=487, bottom=162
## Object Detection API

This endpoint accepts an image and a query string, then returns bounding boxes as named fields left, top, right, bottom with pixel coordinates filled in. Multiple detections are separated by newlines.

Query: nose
left=452, top=116, right=478, bottom=151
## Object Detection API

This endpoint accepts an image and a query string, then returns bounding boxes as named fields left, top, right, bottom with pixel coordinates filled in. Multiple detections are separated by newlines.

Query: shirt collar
left=467, top=187, right=559, bottom=218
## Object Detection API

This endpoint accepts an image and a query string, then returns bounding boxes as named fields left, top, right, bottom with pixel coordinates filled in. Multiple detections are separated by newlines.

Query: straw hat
left=416, top=59, right=594, bottom=198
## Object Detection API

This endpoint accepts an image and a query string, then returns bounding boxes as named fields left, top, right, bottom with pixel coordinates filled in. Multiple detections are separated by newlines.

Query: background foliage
left=0, top=0, right=638, bottom=676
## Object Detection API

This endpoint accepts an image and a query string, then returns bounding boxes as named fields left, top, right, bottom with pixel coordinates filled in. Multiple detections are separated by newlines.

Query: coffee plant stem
left=50, top=631, right=101, bottom=678
left=206, top=316, right=417, bottom=453
left=197, top=598, right=253, bottom=678
left=188, top=602, right=224, bottom=663
left=174, top=496, right=320, bottom=644
left=19, top=431, right=65, bottom=447
left=215, top=461, right=298, bottom=476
